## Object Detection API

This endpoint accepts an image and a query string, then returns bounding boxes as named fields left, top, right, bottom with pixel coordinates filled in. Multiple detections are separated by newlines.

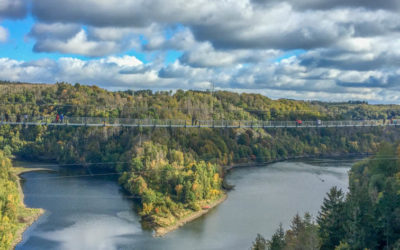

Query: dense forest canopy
left=118, top=141, right=222, bottom=227
left=1, top=81, right=400, bottom=121
left=1, top=81, right=400, bottom=233
left=0, top=82, right=398, bottom=165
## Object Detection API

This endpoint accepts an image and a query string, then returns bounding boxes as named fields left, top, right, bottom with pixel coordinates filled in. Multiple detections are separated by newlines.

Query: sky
left=0, top=0, right=400, bottom=103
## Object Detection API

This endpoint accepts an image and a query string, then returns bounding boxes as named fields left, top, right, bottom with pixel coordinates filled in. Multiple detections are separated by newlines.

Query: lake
left=16, top=158, right=356, bottom=250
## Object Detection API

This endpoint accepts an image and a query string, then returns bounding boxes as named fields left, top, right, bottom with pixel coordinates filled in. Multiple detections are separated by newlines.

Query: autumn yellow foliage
left=0, top=151, right=41, bottom=249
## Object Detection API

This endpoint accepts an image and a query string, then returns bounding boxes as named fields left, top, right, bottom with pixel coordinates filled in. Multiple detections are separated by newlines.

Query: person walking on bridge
left=56, top=114, right=60, bottom=123
left=192, top=113, right=198, bottom=126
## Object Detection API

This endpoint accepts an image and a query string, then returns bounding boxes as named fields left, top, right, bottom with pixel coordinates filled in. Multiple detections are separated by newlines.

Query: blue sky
left=1, top=14, right=185, bottom=67
left=0, top=0, right=400, bottom=103
left=1, top=16, right=37, bottom=60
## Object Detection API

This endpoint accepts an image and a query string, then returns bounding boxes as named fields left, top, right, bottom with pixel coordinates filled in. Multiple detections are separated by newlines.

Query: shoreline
left=11, top=168, right=47, bottom=249
left=11, top=208, right=44, bottom=249
left=154, top=193, right=228, bottom=237
left=222, top=152, right=369, bottom=174
left=220, top=152, right=368, bottom=189
left=13, top=167, right=56, bottom=174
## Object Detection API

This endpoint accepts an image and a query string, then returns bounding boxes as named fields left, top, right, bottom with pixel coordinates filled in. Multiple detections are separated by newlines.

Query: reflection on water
left=16, top=158, right=356, bottom=250
left=38, top=214, right=141, bottom=250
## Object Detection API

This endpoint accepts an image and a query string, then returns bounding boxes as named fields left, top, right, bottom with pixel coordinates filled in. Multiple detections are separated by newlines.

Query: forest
left=252, top=142, right=400, bottom=250
left=118, top=141, right=222, bottom=228
left=0, top=151, right=41, bottom=249
left=1, top=81, right=400, bottom=231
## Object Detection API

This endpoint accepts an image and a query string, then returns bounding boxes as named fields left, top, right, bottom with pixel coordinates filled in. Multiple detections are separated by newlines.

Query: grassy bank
left=10, top=167, right=56, bottom=248
left=154, top=193, right=227, bottom=237
left=0, top=152, right=44, bottom=249
left=10, top=175, right=44, bottom=249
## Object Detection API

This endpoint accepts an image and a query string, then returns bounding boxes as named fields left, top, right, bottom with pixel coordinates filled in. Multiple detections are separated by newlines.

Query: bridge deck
left=0, top=116, right=398, bottom=128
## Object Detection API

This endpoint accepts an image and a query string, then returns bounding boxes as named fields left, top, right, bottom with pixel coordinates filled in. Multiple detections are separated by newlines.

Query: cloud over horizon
left=0, top=0, right=400, bottom=103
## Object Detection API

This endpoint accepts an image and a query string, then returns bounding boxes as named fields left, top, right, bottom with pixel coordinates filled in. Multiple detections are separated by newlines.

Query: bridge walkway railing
left=0, top=115, right=398, bottom=128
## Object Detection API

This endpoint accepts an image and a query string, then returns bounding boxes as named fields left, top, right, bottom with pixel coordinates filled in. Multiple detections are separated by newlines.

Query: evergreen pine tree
left=317, top=187, right=345, bottom=249
left=267, top=223, right=286, bottom=250
left=252, top=233, right=267, bottom=250
left=317, top=186, right=346, bottom=250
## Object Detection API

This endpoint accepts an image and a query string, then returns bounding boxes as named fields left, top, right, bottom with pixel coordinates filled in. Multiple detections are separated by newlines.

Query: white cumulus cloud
left=0, top=25, right=8, bottom=42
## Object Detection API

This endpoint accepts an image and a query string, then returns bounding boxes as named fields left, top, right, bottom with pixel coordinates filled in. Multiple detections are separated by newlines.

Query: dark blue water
left=16, top=158, right=355, bottom=250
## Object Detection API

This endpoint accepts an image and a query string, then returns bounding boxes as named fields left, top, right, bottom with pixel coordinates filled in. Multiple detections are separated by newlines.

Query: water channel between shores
left=15, top=158, right=357, bottom=250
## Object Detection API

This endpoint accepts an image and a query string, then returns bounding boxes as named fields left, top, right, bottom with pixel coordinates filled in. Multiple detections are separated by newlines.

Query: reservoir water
left=16, top=158, right=356, bottom=250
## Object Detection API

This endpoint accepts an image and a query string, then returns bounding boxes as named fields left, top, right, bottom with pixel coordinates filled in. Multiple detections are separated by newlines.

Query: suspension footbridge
left=0, top=116, right=398, bottom=128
